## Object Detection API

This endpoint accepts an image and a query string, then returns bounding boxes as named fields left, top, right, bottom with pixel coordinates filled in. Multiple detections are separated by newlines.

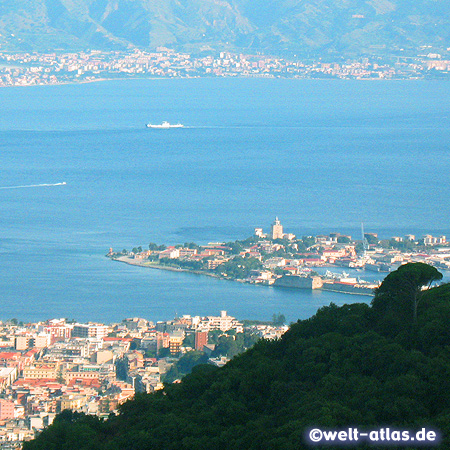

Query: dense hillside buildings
left=0, top=311, right=287, bottom=448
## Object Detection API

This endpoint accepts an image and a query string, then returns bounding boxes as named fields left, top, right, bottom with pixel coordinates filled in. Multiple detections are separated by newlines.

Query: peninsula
left=107, top=218, right=450, bottom=296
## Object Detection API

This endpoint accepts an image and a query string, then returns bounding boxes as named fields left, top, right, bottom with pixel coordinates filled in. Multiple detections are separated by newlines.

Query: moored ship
left=321, top=281, right=378, bottom=296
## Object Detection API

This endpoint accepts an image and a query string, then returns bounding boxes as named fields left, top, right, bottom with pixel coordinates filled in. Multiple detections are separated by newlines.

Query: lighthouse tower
left=271, top=217, right=283, bottom=240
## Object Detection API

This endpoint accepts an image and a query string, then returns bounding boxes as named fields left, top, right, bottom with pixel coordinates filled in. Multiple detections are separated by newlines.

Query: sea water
left=0, top=78, right=449, bottom=323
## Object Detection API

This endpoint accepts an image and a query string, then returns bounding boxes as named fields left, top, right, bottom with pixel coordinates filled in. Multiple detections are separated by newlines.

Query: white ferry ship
left=146, top=121, right=184, bottom=129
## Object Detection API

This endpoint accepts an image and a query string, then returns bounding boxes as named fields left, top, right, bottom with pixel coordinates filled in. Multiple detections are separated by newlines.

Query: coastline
left=0, top=77, right=110, bottom=89
left=110, top=256, right=374, bottom=295
left=0, top=74, right=435, bottom=90
left=112, top=255, right=222, bottom=279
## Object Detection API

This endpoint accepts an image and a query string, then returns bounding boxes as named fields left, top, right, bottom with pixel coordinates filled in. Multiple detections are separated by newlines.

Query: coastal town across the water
left=0, top=311, right=286, bottom=448
left=1, top=48, right=449, bottom=87
left=109, top=218, right=450, bottom=296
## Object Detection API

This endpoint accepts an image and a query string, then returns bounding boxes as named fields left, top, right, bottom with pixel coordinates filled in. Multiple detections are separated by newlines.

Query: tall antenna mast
left=361, top=222, right=368, bottom=256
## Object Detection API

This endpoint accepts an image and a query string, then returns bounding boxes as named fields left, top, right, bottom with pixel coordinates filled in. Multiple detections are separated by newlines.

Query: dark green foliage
left=211, top=335, right=240, bottom=358
left=182, top=332, right=195, bottom=347
left=364, top=234, right=379, bottom=245
left=380, top=239, right=417, bottom=251
left=239, top=236, right=259, bottom=246
left=206, top=329, right=222, bottom=345
left=242, top=319, right=273, bottom=326
left=163, top=351, right=209, bottom=383
left=27, top=411, right=106, bottom=450
left=372, top=262, right=443, bottom=327
left=158, top=347, right=170, bottom=358
left=273, top=238, right=291, bottom=247
left=214, top=256, right=262, bottom=279
left=183, top=242, right=200, bottom=250
left=115, top=358, right=128, bottom=381
left=270, top=248, right=291, bottom=258
left=207, top=330, right=260, bottom=358
left=272, top=313, right=286, bottom=326
left=225, top=241, right=244, bottom=255
left=301, top=236, right=316, bottom=249
left=148, top=243, right=166, bottom=251
left=158, top=257, right=204, bottom=271
left=24, top=265, right=450, bottom=450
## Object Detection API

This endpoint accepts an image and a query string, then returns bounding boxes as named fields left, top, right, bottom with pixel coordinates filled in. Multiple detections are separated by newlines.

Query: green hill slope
left=23, top=263, right=450, bottom=449
left=1, top=0, right=449, bottom=56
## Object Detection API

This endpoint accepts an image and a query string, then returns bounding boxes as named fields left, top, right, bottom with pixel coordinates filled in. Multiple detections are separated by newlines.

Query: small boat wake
left=0, top=182, right=67, bottom=190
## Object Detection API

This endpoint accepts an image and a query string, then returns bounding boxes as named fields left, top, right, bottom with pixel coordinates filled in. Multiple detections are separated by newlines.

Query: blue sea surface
left=0, top=78, right=449, bottom=323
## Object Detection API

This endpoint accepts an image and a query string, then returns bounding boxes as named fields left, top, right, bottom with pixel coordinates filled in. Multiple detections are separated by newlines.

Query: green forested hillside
left=24, top=263, right=450, bottom=449
left=1, top=0, right=449, bottom=56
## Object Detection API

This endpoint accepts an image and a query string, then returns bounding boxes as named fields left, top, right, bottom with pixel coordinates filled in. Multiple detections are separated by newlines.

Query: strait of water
left=0, top=78, right=449, bottom=323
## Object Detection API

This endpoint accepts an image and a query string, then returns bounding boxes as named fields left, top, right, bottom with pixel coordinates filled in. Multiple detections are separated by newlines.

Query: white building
left=197, top=311, right=243, bottom=333
left=158, top=248, right=180, bottom=259
left=254, top=228, right=266, bottom=238
left=72, top=324, right=109, bottom=339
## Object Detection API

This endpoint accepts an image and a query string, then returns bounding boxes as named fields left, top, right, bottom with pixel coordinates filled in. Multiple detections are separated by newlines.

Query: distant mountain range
left=0, top=0, right=449, bottom=57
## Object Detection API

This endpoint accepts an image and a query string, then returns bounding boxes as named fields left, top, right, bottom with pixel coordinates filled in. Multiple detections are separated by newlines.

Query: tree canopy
left=371, top=262, right=443, bottom=326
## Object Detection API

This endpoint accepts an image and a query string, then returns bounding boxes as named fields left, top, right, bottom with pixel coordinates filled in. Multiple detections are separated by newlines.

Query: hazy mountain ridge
left=0, top=0, right=449, bottom=56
